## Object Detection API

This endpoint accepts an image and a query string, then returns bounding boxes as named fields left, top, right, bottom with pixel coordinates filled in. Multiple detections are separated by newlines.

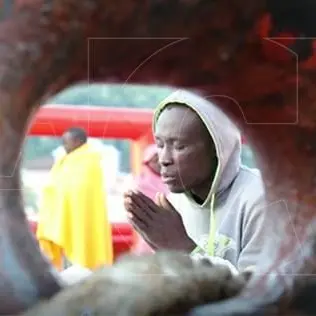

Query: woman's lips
left=161, top=174, right=177, bottom=184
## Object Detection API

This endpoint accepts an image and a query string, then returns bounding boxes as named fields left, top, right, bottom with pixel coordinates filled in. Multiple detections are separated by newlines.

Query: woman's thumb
left=155, top=192, right=173, bottom=210
left=154, top=192, right=162, bottom=206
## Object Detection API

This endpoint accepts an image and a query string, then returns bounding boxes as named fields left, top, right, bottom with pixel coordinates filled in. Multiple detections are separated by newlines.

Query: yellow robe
left=37, top=143, right=113, bottom=270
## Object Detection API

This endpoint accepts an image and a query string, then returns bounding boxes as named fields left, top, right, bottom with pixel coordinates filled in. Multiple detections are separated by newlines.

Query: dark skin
left=124, top=191, right=196, bottom=251
left=62, top=131, right=85, bottom=154
left=155, top=104, right=217, bottom=201
left=124, top=104, right=217, bottom=252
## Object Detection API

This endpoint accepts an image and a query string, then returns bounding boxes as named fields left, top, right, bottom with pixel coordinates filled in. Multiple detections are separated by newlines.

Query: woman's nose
left=158, top=148, right=173, bottom=166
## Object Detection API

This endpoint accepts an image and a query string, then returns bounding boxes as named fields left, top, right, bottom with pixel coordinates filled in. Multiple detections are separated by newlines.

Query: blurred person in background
left=131, top=144, right=169, bottom=254
left=37, top=127, right=113, bottom=271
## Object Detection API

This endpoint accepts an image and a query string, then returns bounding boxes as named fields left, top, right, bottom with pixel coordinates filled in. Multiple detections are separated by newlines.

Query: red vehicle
left=28, top=217, right=134, bottom=261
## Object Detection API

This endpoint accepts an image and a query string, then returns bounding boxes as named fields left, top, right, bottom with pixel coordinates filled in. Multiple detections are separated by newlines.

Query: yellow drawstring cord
left=207, top=194, right=216, bottom=256
left=191, top=193, right=216, bottom=256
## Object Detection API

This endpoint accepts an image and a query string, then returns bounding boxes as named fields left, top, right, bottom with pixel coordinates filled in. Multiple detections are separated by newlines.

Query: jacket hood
left=153, top=89, right=242, bottom=204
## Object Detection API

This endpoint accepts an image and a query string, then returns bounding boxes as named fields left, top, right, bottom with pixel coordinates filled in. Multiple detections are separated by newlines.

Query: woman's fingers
left=127, top=196, right=154, bottom=228
left=125, top=192, right=154, bottom=233
left=123, top=196, right=134, bottom=213
left=155, top=192, right=165, bottom=208
left=129, top=213, right=148, bottom=233
left=131, top=191, right=159, bottom=216
left=124, top=190, right=133, bottom=198
left=159, top=194, right=175, bottom=211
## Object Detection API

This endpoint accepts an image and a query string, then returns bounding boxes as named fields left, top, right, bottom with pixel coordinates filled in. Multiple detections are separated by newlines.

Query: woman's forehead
left=155, top=105, right=204, bottom=138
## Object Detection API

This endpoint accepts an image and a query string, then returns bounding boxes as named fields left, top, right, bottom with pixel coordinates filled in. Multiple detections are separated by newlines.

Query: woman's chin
left=168, top=184, right=186, bottom=194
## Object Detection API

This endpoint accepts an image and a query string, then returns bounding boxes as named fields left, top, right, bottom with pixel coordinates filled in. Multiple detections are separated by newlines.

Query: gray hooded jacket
left=153, top=90, right=274, bottom=271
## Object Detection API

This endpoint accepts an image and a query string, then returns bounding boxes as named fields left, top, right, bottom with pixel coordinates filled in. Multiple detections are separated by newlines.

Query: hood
left=153, top=89, right=242, bottom=204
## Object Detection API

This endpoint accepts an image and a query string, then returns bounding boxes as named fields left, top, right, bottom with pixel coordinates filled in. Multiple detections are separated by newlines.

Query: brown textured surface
left=0, top=0, right=315, bottom=315
left=20, top=252, right=251, bottom=316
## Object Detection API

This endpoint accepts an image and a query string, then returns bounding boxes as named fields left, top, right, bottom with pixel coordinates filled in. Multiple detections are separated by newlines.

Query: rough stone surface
left=0, top=0, right=316, bottom=315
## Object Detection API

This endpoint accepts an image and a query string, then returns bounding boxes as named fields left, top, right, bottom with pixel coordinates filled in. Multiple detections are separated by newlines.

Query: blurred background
left=22, top=83, right=257, bottom=221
